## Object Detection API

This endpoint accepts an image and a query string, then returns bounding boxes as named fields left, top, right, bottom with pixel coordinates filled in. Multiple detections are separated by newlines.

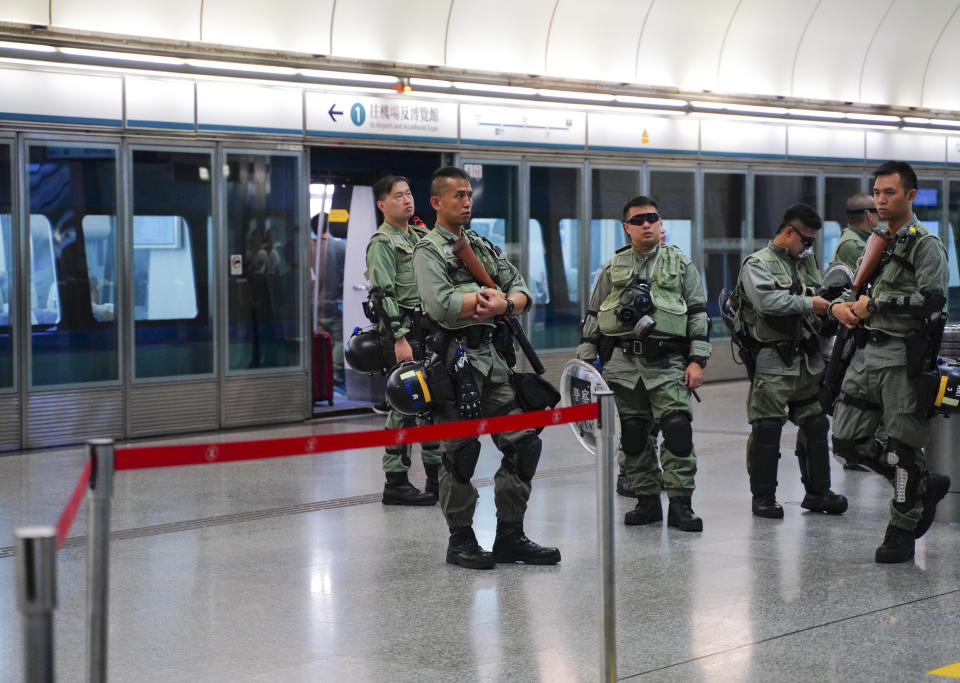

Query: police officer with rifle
left=577, top=196, right=710, bottom=532
left=408, top=166, right=560, bottom=570
left=361, top=175, right=440, bottom=506
left=829, top=160, right=951, bottom=564
left=732, top=204, right=848, bottom=520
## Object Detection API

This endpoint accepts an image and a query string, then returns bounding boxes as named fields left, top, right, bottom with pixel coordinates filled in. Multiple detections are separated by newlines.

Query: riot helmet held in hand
left=345, top=326, right=396, bottom=375
left=384, top=355, right=455, bottom=417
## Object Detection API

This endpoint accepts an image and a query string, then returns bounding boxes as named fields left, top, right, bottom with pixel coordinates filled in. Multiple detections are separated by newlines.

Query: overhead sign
left=305, top=92, right=457, bottom=142
left=460, top=104, right=585, bottom=148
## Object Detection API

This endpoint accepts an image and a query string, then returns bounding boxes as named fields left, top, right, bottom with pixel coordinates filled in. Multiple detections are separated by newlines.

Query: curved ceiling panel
left=202, top=0, right=334, bottom=55
left=637, top=0, right=739, bottom=92
left=791, top=0, right=888, bottom=103
left=2, top=0, right=47, bottom=26
left=445, top=0, right=556, bottom=75
left=330, top=0, right=448, bottom=66
left=544, top=0, right=653, bottom=83
left=919, top=6, right=960, bottom=110
left=51, top=0, right=201, bottom=42
left=716, top=0, right=819, bottom=98
left=860, top=0, right=959, bottom=107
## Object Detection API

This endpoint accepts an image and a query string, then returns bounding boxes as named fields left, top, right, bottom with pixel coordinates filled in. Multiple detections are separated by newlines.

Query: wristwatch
left=690, top=356, right=707, bottom=369
left=504, top=298, right=515, bottom=315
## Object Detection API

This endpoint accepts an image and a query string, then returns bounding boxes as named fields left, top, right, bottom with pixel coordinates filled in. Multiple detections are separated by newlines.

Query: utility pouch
left=597, top=335, right=617, bottom=364
left=852, top=326, right=869, bottom=349
left=493, top=320, right=517, bottom=368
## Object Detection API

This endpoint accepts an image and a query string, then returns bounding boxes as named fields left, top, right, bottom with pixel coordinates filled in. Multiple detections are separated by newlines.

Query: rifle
left=819, top=228, right=893, bottom=414
left=451, top=235, right=546, bottom=375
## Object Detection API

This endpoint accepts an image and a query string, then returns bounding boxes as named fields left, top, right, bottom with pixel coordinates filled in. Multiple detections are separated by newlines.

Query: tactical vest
left=833, top=226, right=869, bottom=270
left=373, top=223, right=428, bottom=310
left=420, top=227, right=501, bottom=330
left=868, top=222, right=937, bottom=335
left=597, top=244, right=689, bottom=338
left=734, top=246, right=821, bottom=343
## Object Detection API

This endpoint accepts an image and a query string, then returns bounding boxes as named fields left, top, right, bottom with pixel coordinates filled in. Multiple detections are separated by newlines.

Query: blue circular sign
left=350, top=103, right=365, bottom=126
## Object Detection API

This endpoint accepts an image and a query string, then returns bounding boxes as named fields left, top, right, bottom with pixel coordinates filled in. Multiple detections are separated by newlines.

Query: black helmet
left=385, top=356, right=455, bottom=416
left=385, top=361, right=436, bottom=416
left=345, top=327, right=395, bottom=375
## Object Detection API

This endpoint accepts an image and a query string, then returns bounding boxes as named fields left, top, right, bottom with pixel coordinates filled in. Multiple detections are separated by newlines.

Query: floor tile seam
left=618, top=586, right=960, bottom=679
left=0, top=464, right=596, bottom=557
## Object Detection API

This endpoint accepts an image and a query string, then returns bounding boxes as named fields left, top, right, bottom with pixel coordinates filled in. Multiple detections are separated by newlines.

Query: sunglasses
left=625, top=213, right=660, bottom=226
left=793, top=228, right=816, bottom=248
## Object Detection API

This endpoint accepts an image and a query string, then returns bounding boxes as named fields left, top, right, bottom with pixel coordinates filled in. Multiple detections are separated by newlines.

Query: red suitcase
left=313, top=331, right=334, bottom=405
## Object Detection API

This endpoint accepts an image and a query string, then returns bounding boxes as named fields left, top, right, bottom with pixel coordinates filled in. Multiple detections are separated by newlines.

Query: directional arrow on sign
left=328, top=104, right=343, bottom=122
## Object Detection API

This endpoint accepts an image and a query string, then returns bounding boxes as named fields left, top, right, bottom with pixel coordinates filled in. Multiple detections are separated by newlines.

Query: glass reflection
left=590, top=168, right=635, bottom=290
left=822, top=176, right=862, bottom=269
left=0, top=144, right=10, bottom=388
left=651, top=170, right=695, bottom=256
left=753, top=174, right=816, bottom=240
left=226, top=153, right=300, bottom=371
left=28, top=144, right=118, bottom=386
left=132, top=150, right=214, bottom=378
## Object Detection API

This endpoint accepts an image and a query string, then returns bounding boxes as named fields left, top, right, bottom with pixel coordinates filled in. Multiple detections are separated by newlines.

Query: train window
left=753, top=174, right=816, bottom=241
left=466, top=163, right=520, bottom=262
left=0, top=143, right=11, bottom=389
left=529, top=165, right=580, bottom=350
left=650, top=170, right=694, bottom=256
left=590, top=168, right=635, bottom=290
left=27, top=143, right=118, bottom=386
left=822, top=176, right=862, bottom=270
left=226, top=152, right=300, bottom=371
left=132, top=147, right=214, bottom=379
left=703, top=172, right=746, bottom=239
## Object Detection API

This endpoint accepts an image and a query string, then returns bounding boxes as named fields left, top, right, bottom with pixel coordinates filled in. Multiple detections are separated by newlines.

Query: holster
left=493, top=320, right=517, bottom=368
left=905, top=329, right=928, bottom=379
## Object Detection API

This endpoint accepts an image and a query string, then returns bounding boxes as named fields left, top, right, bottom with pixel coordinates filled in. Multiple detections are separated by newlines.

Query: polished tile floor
left=1, top=380, right=958, bottom=682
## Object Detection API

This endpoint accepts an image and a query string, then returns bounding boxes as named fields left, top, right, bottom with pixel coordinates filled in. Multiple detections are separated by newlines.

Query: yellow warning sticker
left=641, top=128, right=649, bottom=144
left=328, top=209, right=349, bottom=223
left=929, top=662, right=960, bottom=678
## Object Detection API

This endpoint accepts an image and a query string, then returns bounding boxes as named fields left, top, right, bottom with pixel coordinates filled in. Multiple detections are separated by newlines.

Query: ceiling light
left=844, top=112, right=899, bottom=123
left=927, top=119, right=960, bottom=128
left=455, top=82, right=537, bottom=96
left=787, top=109, right=846, bottom=119
left=903, top=117, right=931, bottom=125
left=692, top=101, right=786, bottom=115
left=60, top=47, right=184, bottom=65
left=538, top=89, right=614, bottom=102
left=299, top=68, right=397, bottom=83
left=614, top=95, right=686, bottom=108
left=0, top=41, right=55, bottom=53
left=187, top=59, right=296, bottom=75
left=409, top=78, right=452, bottom=88
left=690, top=101, right=725, bottom=110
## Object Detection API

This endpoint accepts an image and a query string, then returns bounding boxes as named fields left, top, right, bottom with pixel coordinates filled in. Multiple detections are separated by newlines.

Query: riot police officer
left=577, top=196, right=710, bottom=531
left=733, top=204, right=847, bottom=519
left=831, top=161, right=950, bottom=563
left=364, top=175, right=440, bottom=506
left=412, top=166, right=560, bottom=569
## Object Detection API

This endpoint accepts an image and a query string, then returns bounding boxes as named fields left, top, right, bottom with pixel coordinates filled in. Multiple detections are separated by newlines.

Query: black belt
left=619, top=338, right=689, bottom=361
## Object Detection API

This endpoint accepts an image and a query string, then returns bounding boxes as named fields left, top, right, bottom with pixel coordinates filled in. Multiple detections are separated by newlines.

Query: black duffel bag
left=510, top=371, right=560, bottom=413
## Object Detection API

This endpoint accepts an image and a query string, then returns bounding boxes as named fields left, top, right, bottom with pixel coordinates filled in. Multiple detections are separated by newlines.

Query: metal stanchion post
left=87, top=438, right=115, bottom=683
left=595, top=391, right=617, bottom=683
left=15, top=526, right=57, bottom=683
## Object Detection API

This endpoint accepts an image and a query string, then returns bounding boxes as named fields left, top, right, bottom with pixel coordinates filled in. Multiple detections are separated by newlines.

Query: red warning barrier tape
left=114, top=403, right=598, bottom=472
left=55, top=458, right=92, bottom=549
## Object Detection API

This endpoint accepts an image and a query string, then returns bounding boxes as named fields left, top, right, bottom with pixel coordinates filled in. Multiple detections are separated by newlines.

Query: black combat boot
left=423, top=462, right=441, bottom=497
left=382, top=471, right=437, bottom=506
left=875, top=524, right=915, bottom=564
left=624, top=494, right=663, bottom=526
left=446, top=526, right=495, bottom=569
left=914, top=472, right=951, bottom=539
left=492, top=521, right=561, bottom=565
left=800, top=490, right=848, bottom=514
left=751, top=496, right=784, bottom=519
left=616, top=466, right=635, bottom=498
left=667, top=496, right=703, bottom=532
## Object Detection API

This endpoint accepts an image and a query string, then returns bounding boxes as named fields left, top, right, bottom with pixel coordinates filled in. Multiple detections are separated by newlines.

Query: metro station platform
left=1, top=380, right=958, bottom=682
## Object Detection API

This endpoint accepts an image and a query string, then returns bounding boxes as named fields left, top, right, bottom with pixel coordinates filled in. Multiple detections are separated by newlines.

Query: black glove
left=451, top=348, right=482, bottom=420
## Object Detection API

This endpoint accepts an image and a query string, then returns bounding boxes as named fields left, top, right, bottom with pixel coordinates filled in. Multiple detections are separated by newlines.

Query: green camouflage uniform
left=735, top=242, right=830, bottom=499
left=830, top=216, right=948, bottom=531
left=412, top=225, right=537, bottom=528
left=365, top=220, right=440, bottom=473
left=577, top=243, right=711, bottom=497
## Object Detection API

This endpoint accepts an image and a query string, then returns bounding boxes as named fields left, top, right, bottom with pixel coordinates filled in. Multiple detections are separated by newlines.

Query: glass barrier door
left=26, top=143, right=119, bottom=387
left=0, top=142, right=12, bottom=392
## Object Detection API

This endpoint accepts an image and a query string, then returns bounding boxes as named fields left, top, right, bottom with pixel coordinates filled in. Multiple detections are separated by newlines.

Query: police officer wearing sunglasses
left=733, top=204, right=847, bottom=519
left=578, top=196, right=710, bottom=531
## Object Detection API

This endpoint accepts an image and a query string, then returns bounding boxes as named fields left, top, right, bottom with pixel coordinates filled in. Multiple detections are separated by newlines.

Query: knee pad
left=800, top=414, right=829, bottom=442
left=506, top=433, right=542, bottom=483
left=442, top=439, right=481, bottom=485
left=752, top=418, right=783, bottom=450
left=620, top=417, right=653, bottom=455
left=660, top=412, right=693, bottom=458
left=831, top=435, right=867, bottom=463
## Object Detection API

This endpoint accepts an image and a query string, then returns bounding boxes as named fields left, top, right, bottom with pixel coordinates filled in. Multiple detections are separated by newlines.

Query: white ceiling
left=6, top=0, right=960, bottom=112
